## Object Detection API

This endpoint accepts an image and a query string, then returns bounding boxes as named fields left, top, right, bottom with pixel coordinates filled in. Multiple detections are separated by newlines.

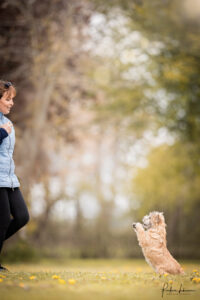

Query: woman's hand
left=1, top=122, right=13, bottom=134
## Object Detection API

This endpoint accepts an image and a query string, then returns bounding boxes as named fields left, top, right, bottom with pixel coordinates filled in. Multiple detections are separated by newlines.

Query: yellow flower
left=0, top=275, right=6, bottom=278
left=168, top=280, right=173, bottom=284
left=68, top=279, right=76, bottom=285
left=136, top=268, right=142, bottom=273
left=101, top=276, right=107, bottom=280
left=29, top=276, right=36, bottom=280
left=52, top=275, right=60, bottom=279
left=0, top=278, right=3, bottom=282
left=192, top=277, right=200, bottom=283
left=19, top=283, right=25, bottom=288
left=193, top=269, right=198, bottom=273
left=164, top=273, right=169, bottom=277
left=58, top=279, right=66, bottom=284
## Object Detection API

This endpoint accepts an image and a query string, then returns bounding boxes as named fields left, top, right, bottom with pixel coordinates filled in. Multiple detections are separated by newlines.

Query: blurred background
left=0, top=0, right=200, bottom=262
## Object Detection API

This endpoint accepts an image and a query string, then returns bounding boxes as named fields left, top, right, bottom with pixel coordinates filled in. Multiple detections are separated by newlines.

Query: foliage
left=2, top=239, right=39, bottom=263
left=93, top=0, right=200, bottom=143
left=133, top=142, right=200, bottom=216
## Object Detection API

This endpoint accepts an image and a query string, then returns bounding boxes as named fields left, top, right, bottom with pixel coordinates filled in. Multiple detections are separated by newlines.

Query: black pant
left=0, top=187, right=29, bottom=255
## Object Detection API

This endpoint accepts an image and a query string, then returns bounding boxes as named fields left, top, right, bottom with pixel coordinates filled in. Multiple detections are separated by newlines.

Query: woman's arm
left=0, top=122, right=12, bottom=145
left=0, top=128, right=8, bottom=145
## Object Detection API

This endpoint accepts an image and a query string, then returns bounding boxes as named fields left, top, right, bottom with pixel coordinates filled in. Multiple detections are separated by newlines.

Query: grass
left=0, top=259, right=200, bottom=300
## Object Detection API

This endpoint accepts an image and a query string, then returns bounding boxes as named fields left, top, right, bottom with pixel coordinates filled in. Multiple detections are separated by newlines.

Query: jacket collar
left=0, top=112, right=3, bottom=120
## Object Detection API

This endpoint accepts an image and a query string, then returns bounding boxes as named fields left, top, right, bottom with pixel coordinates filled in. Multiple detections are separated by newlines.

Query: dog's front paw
left=132, top=222, right=137, bottom=229
left=133, top=222, right=144, bottom=232
left=132, top=222, right=141, bottom=231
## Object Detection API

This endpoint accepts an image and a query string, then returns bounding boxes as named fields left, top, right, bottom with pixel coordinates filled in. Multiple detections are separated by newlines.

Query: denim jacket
left=0, top=112, right=20, bottom=188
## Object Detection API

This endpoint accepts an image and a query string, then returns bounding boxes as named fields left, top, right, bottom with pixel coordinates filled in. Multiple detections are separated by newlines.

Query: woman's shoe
left=0, top=264, right=9, bottom=272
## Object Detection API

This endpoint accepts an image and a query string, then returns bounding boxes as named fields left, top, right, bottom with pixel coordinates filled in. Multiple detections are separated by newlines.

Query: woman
left=0, top=80, right=29, bottom=271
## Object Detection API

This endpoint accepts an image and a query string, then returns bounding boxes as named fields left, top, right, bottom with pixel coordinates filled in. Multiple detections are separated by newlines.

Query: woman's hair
left=0, top=80, right=16, bottom=99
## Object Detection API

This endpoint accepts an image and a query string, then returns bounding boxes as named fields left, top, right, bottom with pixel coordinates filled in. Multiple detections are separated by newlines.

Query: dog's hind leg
left=157, top=267, right=167, bottom=275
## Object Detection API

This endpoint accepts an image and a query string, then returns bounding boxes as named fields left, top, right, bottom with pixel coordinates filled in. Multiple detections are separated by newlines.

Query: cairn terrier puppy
left=132, top=211, right=184, bottom=275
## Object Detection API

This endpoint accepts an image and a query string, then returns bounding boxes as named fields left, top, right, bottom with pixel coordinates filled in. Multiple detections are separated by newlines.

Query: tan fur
left=133, top=212, right=184, bottom=275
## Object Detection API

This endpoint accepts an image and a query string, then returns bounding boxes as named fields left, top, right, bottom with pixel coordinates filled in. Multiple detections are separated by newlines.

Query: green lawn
left=0, top=259, right=200, bottom=300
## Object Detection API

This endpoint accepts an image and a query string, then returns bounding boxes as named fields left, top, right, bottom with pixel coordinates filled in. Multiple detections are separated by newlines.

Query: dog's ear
left=156, top=214, right=161, bottom=224
left=156, top=213, right=164, bottom=225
